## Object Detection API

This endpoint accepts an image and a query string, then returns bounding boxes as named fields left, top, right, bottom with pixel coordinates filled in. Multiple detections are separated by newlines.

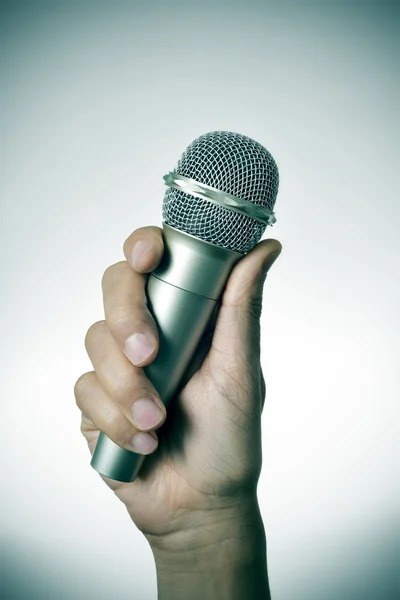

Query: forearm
left=148, top=498, right=271, bottom=600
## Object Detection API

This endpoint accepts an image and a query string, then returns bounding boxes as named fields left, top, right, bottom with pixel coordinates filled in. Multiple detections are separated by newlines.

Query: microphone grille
left=162, top=131, right=279, bottom=254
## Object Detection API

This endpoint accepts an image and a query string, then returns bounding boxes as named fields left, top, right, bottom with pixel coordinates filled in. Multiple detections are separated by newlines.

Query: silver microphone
left=90, top=131, right=279, bottom=482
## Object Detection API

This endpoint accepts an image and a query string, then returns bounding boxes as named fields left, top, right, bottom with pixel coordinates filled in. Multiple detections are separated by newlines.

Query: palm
left=84, top=300, right=266, bottom=538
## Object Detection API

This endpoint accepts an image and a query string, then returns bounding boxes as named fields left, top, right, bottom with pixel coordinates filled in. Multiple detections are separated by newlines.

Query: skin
left=74, top=225, right=282, bottom=597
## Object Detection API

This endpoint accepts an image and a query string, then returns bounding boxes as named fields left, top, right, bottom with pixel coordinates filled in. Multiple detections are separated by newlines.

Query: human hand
left=74, top=225, right=281, bottom=549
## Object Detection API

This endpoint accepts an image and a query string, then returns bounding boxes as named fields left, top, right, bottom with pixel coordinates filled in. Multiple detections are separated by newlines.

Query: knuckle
left=84, top=320, right=107, bottom=349
left=101, top=261, right=129, bottom=289
left=113, top=372, right=156, bottom=408
left=74, top=372, right=94, bottom=403
left=80, top=413, right=95, bottom=435
left=108, top=414, right=134, bottom=448
left=107, top=305, right=135, bottom=332
left=113, top=372, right=138, bottom=406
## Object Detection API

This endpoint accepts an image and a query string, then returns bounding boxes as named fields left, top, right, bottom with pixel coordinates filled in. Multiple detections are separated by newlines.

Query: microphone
left=90, top=131, right=279, bottom=482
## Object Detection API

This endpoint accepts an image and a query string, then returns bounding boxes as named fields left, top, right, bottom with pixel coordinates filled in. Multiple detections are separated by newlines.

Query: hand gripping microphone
left=90, top=131, right=279, bottom=482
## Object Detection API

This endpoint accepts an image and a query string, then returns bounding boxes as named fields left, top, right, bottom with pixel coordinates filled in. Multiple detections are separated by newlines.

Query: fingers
left=76, top=226, right=166, bottom=456
left=84, top=320, right=166, bottom=431
left=74, top=371, right=159, bottom=455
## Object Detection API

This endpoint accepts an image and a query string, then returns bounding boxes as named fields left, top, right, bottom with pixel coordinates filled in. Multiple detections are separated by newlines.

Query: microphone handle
left=90, top=224, right=243, bottom=482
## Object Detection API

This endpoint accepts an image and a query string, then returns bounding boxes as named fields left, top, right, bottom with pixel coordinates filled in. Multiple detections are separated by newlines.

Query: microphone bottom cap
left=90, top=432, right=145, bottom=483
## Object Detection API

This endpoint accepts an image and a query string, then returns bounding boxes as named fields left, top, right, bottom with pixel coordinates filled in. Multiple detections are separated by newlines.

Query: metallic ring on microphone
left=163, top=171, right=277, bottom=226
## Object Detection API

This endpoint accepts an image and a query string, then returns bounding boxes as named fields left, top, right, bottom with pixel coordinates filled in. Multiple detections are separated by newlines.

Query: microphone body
left=90, top=224, right=242, bottom=482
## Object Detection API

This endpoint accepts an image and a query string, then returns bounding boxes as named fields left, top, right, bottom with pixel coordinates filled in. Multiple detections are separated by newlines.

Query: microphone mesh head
left=162, top=131, right=279, bottom=254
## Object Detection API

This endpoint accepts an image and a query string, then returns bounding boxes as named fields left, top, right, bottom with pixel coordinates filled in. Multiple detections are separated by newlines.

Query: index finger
left=123, top=226, right=164, bottom=273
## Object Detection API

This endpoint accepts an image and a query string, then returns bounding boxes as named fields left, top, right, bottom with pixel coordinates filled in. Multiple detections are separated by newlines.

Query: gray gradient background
left=1, top=1, right=399, bottom=599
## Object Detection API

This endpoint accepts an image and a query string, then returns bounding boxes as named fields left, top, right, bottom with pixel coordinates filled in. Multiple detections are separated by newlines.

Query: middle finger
left=102, top=260, right=159, bottom=367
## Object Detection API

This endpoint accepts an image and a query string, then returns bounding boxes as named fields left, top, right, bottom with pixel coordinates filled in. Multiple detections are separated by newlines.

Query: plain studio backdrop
left=1, top=1, right=399, bottom=599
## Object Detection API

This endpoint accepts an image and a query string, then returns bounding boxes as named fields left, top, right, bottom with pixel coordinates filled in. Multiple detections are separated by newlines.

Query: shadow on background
left=1, top=537, right=153, bottom=600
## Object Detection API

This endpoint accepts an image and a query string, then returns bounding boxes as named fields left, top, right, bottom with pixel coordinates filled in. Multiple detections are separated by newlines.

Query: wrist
left=147, top=495, right=264, bottom=565
left=146, top=496, right=271, bottom=600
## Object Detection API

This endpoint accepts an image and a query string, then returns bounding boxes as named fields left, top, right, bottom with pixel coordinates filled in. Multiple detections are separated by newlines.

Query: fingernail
left=132, top=240, right=152, bottom=269
left=125, top=333, right=155, bottom=365
left=130, top=432, right=158, bottom=454
left=262, top=249, right=282, bottom=274
left=132, top=398, right=164, bottom=428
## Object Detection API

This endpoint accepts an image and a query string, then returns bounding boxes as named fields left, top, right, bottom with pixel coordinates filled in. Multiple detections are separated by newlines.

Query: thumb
left=206, top=239, right=282, bottom=376
left=220, top=238, right=282, bottom=319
